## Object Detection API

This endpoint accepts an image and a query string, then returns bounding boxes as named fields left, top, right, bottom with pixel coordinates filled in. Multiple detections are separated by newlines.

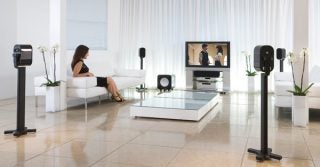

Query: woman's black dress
left=78, top=60, right=107, bottom=87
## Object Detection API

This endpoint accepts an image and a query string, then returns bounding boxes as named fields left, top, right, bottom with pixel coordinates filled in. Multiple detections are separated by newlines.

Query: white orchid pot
left=46, top=86, right=60, bottom=112
left=292, top=95, right=309, bottom=127
left=247, top=76, right=255, bottom=93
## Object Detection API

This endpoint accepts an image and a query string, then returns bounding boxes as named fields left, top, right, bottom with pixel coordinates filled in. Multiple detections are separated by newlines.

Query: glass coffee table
left=130, top=90, right=220, bottom=121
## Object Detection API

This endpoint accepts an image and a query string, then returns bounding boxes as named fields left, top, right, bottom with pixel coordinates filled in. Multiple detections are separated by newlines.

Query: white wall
left=0, top=0, right=17, bottom=99
left=17, top=0, right=50, bottom=97
left=67, top=0, right=121, bottom=74
left=0, top=0, right=121, bottom=100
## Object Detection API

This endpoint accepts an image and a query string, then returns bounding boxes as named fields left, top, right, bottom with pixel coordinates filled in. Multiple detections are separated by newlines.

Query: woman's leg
left=106, top=77, right=124, bottom=100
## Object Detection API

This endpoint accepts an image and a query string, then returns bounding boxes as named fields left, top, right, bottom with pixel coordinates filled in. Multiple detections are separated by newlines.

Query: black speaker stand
left=4, top=67, right=36, bottom=137
left=247, top=72, right=282, bottom=162
left=136, top=83, right=147, bottom=92
left=279, top=59, right=284, bottom=72
left=136, top=56, right=147, bottom=92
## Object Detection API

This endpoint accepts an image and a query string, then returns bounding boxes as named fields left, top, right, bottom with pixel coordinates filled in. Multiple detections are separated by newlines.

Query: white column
left=49, top=0, right=67, bottom=110
left=293, top=0, right=309, bottom=90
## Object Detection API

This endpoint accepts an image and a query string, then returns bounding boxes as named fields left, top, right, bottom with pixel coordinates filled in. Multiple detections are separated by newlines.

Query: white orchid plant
left=287, top=48, right=314, bottom=96
left=37, top=44, right=61, bottom=87
left=242, top=51, right=257, bottom=76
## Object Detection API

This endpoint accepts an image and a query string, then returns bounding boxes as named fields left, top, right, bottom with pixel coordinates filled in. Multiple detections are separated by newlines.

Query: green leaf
left=302, top=83, right=314, bottom=95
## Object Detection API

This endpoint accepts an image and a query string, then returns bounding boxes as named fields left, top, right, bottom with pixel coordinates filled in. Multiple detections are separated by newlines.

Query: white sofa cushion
left=114, top=69, right=146, bottom=78
left=113, top=76, right=145, bottom=90
left=274, top=81, right=292, bottom=96
left=310, top=65, right=320, bottom=83
left=67, top=87, right=107, bottom=98
left=67, top=77, right=97, bottom=88
left=309, top=83, right=320, bottom=97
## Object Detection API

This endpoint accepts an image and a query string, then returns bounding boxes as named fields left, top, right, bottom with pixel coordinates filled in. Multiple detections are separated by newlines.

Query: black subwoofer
left=157, top=75, right=175, bottom=91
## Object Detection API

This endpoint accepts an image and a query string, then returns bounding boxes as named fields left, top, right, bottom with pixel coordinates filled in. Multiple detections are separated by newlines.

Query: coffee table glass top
left=156, top=90, right=217, bottom=100
left=132, top=91, right=218, bottom=110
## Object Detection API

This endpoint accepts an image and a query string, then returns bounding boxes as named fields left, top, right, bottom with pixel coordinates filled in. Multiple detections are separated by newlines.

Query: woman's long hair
left=71, top=45, right=89, bottom=70
left=216, top=45, right=223, bottom=55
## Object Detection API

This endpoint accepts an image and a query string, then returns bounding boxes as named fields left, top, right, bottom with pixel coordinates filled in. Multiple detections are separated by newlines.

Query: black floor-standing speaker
left=276, top=48, right=286, bottom=72
left=136, top=47, right=147, bottom=92
left=247, top=45, right=282, bottom=162
left=4, top=45, right=36, bottom=137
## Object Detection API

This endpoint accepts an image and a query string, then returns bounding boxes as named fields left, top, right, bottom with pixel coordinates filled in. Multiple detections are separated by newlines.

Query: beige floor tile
left=315, top=159, right=320, bottom=167
left=102, top=144, right=180, bottom=167
left=0, top=92, right=319, bottom=166
left=110, top=118, right=158, bottom=131
left=0, top=151, right=35, bottom=167
left=185, top=134, right=247, bottom=153
left=242, top=153, right=314, bottom=167
left=199, top=124, right=251, bottom=138
left=45, top=139, right=123, bottom=166
left=92, top=162, right=145, bottom=167
left=308, top=144, right=320, bottom=160
left=130, top=131, right=190, bottom=148
left=168, top=148, right=242, bottom=167
left=246, top=138, right=312, bottom=159
left=0, top=134, right=69, bottom=156
left=303, top=129, right=320, bottom=145
left=249, top=127, right=305, bottom=142
left=75, top=128, right=142, bottom=143
left=21, top=155, right=88, bottom=167
left=149, top=119, right=208, bottom=135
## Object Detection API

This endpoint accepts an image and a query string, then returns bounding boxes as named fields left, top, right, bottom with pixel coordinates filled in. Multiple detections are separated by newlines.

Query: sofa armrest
left=67, top=77, right=97, bottom=88
left=113, top=69, right=146, bottom=78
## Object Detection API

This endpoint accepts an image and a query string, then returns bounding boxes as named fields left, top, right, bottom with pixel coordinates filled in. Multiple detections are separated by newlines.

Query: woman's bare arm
left=73, top=62, right=94, bottom=77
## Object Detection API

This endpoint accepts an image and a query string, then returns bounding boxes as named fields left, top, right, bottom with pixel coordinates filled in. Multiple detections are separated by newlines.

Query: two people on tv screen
left=199, top=44, right=224, bottom=66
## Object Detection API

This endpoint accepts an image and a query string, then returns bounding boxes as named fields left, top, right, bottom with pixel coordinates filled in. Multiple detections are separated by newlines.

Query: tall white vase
left=248, top=76, right=255, bottom=93
left=46, top=86, right=61, bottom=112
left=292, top=95, right=309, bottom=127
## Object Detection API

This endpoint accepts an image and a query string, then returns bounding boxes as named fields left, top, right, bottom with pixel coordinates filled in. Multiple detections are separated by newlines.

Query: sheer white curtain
left=118, top=0, right=293, bottom=91
left=309, top=0, right=320, bottom=70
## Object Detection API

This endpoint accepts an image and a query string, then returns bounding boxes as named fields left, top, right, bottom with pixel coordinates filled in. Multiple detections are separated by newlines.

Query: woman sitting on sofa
left=71, top=45, right=124, bottom=102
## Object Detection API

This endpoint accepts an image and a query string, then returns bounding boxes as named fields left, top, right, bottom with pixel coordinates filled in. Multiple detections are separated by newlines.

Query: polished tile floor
left=0, top=90, right=319, bottom=167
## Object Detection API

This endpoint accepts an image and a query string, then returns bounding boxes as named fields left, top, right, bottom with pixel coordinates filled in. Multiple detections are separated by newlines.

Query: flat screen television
left=186, top=41, right=230, bottom=68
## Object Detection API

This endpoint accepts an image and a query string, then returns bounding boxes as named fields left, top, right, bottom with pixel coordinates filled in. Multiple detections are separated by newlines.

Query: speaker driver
left=160, top=78, right=169, bottom=87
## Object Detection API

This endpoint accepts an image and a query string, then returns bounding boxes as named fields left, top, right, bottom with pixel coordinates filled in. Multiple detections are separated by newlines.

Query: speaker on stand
left=247, top=45, right=282, bottom=162
left=4, top=45, right=36, bottom=137
left=136, top=47, right=147, bottom=92
left=276, top=48, right=286, bottom=72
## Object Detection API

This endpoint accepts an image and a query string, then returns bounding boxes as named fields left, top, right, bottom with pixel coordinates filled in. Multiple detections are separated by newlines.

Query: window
left=67, top=0, right=107, bottom=50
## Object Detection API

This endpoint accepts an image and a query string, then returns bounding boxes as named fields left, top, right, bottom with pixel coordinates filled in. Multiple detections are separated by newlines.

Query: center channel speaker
left=157, top=75, right=175, bottom=91
left=254, top=45, right=274, bottom=75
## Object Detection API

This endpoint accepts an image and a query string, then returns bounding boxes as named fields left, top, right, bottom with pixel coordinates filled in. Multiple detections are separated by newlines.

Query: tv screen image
left=186, top=41, right=230, bottom=68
